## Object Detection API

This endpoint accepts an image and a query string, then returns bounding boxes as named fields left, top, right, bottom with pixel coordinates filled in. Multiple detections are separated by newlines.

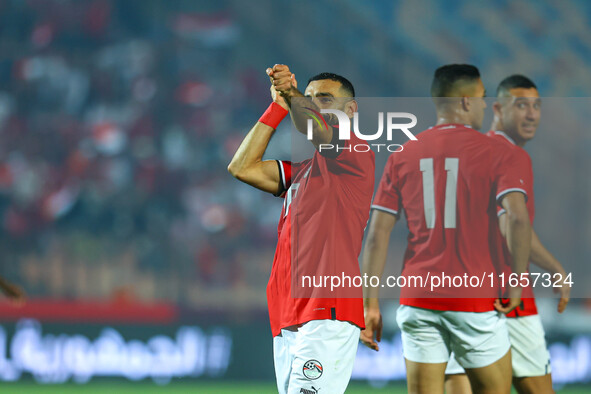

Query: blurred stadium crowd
left=0, top=0, right=278, bottom=308
left=0, top=0, right=589, bottom=309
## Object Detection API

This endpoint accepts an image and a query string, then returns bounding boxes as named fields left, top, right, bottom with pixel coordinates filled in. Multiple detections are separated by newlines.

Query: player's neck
left=490, top=119, right=502, bottom=132
left=435, top=114, right=472, bottom=128
left=511, top=134, right=527, bottom=147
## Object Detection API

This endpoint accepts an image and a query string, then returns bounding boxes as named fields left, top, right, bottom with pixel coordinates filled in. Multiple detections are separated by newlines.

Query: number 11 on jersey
left=420, top=158, right=459, bottom=229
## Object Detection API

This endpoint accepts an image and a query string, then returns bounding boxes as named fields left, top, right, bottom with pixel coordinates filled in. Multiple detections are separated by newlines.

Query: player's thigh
left=512, top=375, right=554, bottom=394
left=445, top=353, right=471, bottom=394
left=396, top=305, right=450, bottom=363
left=464, top=350, right=512, bottom=394
left=445, top=311, right=512, bottom=393
left=287, top=319, right=360, bottom=394
left=507, top=315, right=552, bottom=378
left=445, top=310, right=510, bottom=369
left=405, top=359, right=447, bottom=394
left=444, top=373, right=472, bottom=394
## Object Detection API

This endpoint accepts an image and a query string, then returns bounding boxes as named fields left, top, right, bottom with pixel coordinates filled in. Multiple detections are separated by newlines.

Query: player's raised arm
left=495, top=192, right=531, bottom=313
left=269, top=64, right=336, bottom=149
left=228, top=79, right=290, bottom=195
left=360, top=209, right=397, bottom=351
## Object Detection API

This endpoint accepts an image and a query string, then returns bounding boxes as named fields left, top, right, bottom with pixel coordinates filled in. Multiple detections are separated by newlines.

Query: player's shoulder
left=487, top=130, right=513, bottom=145
left=391, top=124, right=487, bottom=161
left=486, top=131, right=526, bottom=154
left=484, top=131, right=515, bottom=153
left=426, top=123, right=488, bottom=143
left=512, top=143, right=531, bottom=161
left=292, top=158, right=312, bottom=168
left=447, top=125, right=497, bottom=154
left=513, top=145, right=533, bottom=170
left=285, top=158, right=312, bottom=179
left=487, top=131, right=531, bottom=161
left=300, top=157, right=313, bottom=166
left=395, top=125, right=440, bottom=151
left=384, top=137, right=417, bottom=169
left=488, top=141, right=532, bottom=175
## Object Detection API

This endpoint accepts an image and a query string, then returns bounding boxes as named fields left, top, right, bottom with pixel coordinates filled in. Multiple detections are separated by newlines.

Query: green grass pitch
left=0, top=381, right=405, bottom=393
left=0, top=381, right=588, bottom=393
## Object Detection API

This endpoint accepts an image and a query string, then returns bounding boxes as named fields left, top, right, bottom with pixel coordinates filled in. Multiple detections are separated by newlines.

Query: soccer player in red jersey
left=228, top=65, right=374, bottom=394
left=360, top=64, right=532, bottom=394
left=444, top=76, right=570, bottom=394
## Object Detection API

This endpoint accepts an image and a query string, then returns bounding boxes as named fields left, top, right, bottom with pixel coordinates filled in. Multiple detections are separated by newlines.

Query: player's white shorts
left=445, top=351, right=465, bottom=375
left=445, top=314, right=551, bottom=377
left=397, top=305, right=510, bottom=369
left=273, top=319, right=360, bottom=394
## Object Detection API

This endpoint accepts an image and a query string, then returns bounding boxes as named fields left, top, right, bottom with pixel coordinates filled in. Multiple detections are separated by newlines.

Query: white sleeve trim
left=277, top=160, right=287, bottom=190
left=497, top=209, right=506, bottom=217
left=496, top=188, right=527, bottom=202
left=371, top=205, right=399, bottom=216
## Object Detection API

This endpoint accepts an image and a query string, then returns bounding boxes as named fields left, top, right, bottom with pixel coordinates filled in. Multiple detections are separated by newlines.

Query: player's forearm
left=283, top=88, right=333, bottom=147
left=500, top=193, right=531, bottom=276
left=362, top=234, right=390, bottom=300
left=498, top=213, right=507, bottom=238
left=530, top=230, right=566, bottom=275
left=362, top=212, right=397, bottom=302
left=505, top=211, right=531, bottom=276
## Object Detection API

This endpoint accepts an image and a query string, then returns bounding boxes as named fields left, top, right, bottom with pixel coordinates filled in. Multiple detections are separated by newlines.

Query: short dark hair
left=307, top=72, right=355, bottom=97
left=496, top=74, right=538, bottom=97
left=431, top=64, right=481, bottom=97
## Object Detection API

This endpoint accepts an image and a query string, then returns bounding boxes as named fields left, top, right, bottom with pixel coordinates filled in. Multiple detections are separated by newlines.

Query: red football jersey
left=372, top=124, right=530, bottom=312
left=486, top=130, right=537, bottom=317
left=267, top=133, right=375, bottom=337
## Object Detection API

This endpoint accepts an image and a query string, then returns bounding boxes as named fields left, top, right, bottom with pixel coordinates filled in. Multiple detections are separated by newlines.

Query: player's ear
left=492, top=101, right=502, bottom=117
left=461, top=97, right=470, bottom=112
left=345, top=99, right=358, bottom=118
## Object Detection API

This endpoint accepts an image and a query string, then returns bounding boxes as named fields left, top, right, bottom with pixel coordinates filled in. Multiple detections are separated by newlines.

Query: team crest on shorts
left=302, top=359, right=323, bottom=380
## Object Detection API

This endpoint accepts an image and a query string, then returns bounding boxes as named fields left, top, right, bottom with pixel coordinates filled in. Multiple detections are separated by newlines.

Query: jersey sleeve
left=493, top=147, right=532, bottom=209
left=371, top=153, right=401, bottom=216
left=275, top=160, right=307, bottom=197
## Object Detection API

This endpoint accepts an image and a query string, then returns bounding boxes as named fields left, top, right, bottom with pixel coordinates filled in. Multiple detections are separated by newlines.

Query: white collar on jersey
left=429, top=124, right=473, bottom=130
left=494, top=130, right=516, bottom=145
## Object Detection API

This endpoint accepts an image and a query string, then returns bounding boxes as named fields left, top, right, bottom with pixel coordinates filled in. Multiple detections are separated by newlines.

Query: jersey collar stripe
left=371, top=205, right=398, bottom=216
left=497, top=209, right=507, bottom=217
left=434, top=124, right=473, bottom=130
left=494, top=131, right=516, bottom=145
